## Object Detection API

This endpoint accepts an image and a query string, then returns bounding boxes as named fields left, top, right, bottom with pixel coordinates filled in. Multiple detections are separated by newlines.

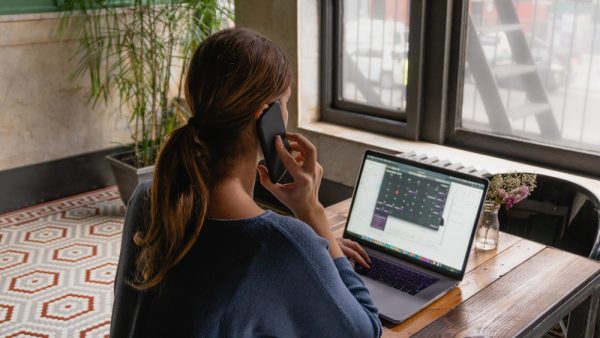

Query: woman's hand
left=337, top=238, right=371, bottom=269
left=258, top=132, right=343, bottom=259
left=257, top=132, right=324, bottom=224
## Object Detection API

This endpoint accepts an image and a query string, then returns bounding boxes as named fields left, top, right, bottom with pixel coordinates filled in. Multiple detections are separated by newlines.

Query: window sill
left=299, top=121, right=600, bottom=200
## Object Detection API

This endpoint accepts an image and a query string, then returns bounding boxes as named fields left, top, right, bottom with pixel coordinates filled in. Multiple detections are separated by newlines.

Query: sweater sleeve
left=268, top=215, right=382, bottom=338
left=333, top=256, right=381, bottom=328
left=110, top=182, right=151, bottom=338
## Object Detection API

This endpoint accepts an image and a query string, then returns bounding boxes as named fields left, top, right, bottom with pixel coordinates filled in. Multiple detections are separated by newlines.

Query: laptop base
left=360, top=249, right=459, bottom=323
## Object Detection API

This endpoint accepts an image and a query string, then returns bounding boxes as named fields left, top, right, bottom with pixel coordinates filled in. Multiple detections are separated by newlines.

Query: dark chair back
left=498, top=174, right=600, bottom=260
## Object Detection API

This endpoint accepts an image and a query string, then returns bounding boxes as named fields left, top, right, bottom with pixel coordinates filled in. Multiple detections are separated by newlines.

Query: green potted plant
left=58, top=0, right=232, bottom=203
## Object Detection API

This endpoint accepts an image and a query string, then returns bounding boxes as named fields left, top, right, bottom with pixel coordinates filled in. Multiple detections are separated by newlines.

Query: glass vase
left=474, top=202, right=500, bottom=251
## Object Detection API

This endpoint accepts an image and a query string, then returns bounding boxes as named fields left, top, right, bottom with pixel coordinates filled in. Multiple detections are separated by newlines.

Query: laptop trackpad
left=362, top=277, right=429, bottom=323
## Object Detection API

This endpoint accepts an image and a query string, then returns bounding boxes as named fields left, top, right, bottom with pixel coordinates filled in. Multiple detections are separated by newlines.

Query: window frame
left=320, top=0, right=426, bottom=140
left=321, top=0, right=600, bottom=179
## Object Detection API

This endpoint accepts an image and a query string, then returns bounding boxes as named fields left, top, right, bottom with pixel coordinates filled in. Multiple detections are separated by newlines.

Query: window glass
left=463, top=0, right=600, bottom=154
left=0, top=0, right=56, bottom=15
left=342, top=0, right=410, bottom=113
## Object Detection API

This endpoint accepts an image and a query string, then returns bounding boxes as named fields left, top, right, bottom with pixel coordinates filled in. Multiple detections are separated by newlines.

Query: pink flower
left=511, top=186, right=529, bottom=203
left=486, top=173, right=536, bottom=209
left=505, top=195, right=515, bottom=209
left=504, top=185, right=530, bottom=209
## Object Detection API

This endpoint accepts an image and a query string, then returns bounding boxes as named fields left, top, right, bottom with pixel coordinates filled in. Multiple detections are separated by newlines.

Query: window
left=462, top=0, right=600, bottom=154
left=0, top=1, right=153, bottom=15
left=341, top=1, right=409, bottom=113
left=321, top=0, right=425, bottom=139
left=0, top=0, right=167, bottom=15
left=0, top=0, right=58, bottom=15
left=323, top=0, right=600, bottom=178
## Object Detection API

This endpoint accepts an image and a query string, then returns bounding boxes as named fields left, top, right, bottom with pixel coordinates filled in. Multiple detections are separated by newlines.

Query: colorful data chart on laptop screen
left=347, top=154, right=486, bottom=274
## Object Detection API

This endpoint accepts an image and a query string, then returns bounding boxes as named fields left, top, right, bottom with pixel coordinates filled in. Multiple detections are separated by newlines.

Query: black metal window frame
left=321, top=0, right=600, bottom=179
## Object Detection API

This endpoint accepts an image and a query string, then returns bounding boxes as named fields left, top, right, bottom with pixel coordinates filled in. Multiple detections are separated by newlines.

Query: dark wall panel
left=0, top=146, right=129, bottom=214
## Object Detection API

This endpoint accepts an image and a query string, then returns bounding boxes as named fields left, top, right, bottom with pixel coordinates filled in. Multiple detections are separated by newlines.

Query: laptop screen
left=346, top=152, right=487, bottom=276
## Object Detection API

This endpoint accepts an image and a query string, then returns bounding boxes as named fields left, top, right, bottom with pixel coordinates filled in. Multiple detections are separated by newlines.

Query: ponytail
left=129, top=27, right=293, bottom=290
left=131, top=124, right=211, bottom=290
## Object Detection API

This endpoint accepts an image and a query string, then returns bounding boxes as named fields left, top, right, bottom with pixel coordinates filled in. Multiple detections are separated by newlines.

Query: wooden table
left=324, top=199, right=600, bottom=337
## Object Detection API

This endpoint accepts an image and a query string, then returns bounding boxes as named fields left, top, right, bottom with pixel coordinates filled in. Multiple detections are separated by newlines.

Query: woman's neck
left=206, top=155, right=264, bottom=220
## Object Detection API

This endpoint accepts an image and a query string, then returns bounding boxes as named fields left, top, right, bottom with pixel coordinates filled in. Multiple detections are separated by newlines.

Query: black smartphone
left=256, top=101, right=291, bottom=183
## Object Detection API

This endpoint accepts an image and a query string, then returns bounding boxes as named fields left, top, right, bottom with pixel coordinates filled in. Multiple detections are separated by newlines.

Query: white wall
left=0, top=13, right=130, bottom=171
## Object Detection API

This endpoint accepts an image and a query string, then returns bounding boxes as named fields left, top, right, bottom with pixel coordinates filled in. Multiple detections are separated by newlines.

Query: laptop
left=343, top=150, right=489, bottom=323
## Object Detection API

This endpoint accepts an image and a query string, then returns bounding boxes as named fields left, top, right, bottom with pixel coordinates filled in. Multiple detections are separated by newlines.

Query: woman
left=110, top=27, right=381, bottom=338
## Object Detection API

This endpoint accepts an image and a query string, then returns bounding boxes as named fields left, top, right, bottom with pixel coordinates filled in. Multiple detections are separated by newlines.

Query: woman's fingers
left=339, top=238, right=371, bottom=264
left=289, top=142, right=302, bottom=152
left=315, top=162, right=323, bottom=193
left=274, top=136, right=301, bottom=177
left=294, top=153, right=304, bottom=164
left=339, top=241, right=370, bottom=269
left=348, top=239, right=371, bottom=264
left=257, top=165, right=281, bottom=194
left=285, top=133, right=317, bottom=168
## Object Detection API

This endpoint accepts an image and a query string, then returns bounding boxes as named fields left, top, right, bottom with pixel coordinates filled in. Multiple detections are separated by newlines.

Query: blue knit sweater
left=110, top=182, right=381, bottom=338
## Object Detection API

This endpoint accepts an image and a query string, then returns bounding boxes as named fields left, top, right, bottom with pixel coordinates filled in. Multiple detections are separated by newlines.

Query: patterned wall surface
left=0, top=187, right=125, bottom=338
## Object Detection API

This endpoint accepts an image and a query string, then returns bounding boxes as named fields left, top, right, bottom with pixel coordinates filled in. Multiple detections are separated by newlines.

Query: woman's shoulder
left=124, top=181, right=152, bottom=216
left=121, top=182, right=152, bottom=233
left=259, top=211, right=330, bottom=259
left=129, top=181, right=152, bottom=206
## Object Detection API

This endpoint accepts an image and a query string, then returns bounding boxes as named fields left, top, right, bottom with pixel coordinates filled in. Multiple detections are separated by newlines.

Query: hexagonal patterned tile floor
left=0, top=187, right=124, bottom=338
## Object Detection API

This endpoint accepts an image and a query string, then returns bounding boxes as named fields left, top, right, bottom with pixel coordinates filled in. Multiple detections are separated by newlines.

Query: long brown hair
left=131, top=27, right=292, bottom=290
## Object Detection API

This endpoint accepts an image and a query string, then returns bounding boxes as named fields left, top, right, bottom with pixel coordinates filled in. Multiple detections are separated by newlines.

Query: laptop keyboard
left=355, top=256, right=439, bottom=295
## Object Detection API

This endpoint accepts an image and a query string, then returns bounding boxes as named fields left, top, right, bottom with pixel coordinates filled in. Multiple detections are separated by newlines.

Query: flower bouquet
left=475, top=173, right=537, bottom=251
left=487, top=173, right=537, bottom=210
